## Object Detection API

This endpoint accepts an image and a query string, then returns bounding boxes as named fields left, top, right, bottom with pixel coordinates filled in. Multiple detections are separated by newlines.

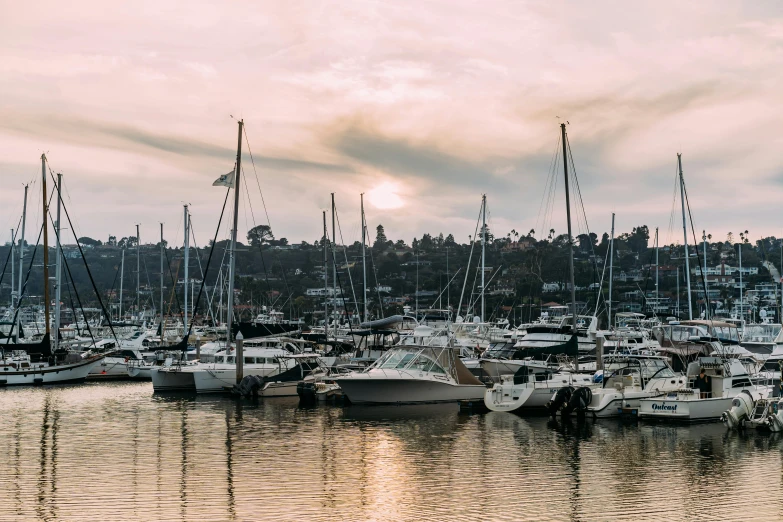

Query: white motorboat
left=638, top=356, right=773, bottom=422
left=581, top=354, right=687, bottom=418
left=333, top=345, right=486, bottom=404
left=484, top=366, right=596, bottom=415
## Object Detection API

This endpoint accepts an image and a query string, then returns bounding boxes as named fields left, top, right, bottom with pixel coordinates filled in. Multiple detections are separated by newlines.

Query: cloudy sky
left=2, top=1, right=782, bottom=249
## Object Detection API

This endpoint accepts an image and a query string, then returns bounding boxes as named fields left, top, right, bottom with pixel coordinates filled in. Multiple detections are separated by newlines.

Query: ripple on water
left=0, top=382, right=781, bottom=521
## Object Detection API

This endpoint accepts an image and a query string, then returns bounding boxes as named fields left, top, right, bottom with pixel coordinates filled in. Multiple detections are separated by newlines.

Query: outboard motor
left=562, top=386, right=593, bottom=416
left=767, top=399, right=783, bottom=432
left=547, top=386, right=573, bottom=417
left=721, top=390, right=756, bottom=429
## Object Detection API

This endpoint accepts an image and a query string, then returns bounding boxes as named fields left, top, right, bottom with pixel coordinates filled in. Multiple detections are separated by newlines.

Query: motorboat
left=512, top=314, right=599, bottom=355
left=484, top=365, right=596, bottom=415
left=638, top=356, right=773, bottom=422
left=332, top=345, right=486, bottom=404
left=579, top=354, right=687, bottom=418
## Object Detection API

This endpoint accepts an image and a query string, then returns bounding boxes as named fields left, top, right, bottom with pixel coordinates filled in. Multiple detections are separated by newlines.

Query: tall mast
left=481, top=194, right=486, bottom=323
left=361, top=193, right=367, bottom=322
left=54, top=172, right=63, bottom=350
left=739, top=240, right=743, bottom=322
left=703, top=230, right=709, bottom=319
left=226, top=119, right=243, bottom=345
left=183, top=205, right=189, bottom=335
left=41, top=154, right=51, bottom=336
left=676, top=266, right=680, bottom=317
left=331, top=193, right=336, bottom=321
left=160, top=223, right=164, bottom=328
left=678, top=153, right=693, bottom=320
left=561, top=123, right=577, bottom=371
left=415, top=250, right=419, bottom=315
left=323, top=210, right=329, bottom=339
left=608, top=212, right=615, bottom=328
left=136, top=224, right=140, bottom=320
left=119, top=248, right=125, bottom=321
left=655, top=227, right=659, bottom=305
left=15, top=185, right=27, bottom=343
left=9, top=229, right=14, bottom=310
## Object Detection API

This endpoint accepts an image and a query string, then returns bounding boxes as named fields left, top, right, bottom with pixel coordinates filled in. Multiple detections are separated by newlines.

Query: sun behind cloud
left=367, top=182, right=405, bottom=209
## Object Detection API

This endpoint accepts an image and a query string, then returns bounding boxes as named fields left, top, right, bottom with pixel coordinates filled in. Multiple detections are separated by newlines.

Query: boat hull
left=192, top=367, right=279, bottom=394
left=151, top=367, right=196, bottom=392
left=0, top=355, right=102, bottom=386
left=335, top=377, right=485, bottom=404
left=638, top=397, right=734, bottom=422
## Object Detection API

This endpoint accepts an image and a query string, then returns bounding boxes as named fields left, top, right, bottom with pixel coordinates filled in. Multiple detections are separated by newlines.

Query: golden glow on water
left=0, top=382, right=782, bottom=521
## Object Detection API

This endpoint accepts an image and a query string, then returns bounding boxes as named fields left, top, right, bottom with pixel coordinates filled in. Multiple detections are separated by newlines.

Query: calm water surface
left=1, top=382, right=782, bottom=521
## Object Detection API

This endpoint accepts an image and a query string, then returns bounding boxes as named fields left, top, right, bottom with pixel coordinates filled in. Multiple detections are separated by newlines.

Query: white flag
left=212, top=170, right=235, bottom=188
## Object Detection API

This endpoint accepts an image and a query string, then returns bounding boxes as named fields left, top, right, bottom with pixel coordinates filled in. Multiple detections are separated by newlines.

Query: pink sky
left=2, top=1, right=783, bottom=247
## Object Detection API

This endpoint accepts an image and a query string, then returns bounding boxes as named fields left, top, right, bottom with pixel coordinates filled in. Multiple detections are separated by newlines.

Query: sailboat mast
left=9, top=229, right=14, bottom=310
left=703, top=230, right=709, bottom=319
left=560, top=124, right=577, bottom=370
left=331, top=193, right=336, bottom=321
left=678, top=153, right=693, bottom=320
left=608, top=212, right=615, bottom=328
left=361, top=193, right=367, bottom=322
left=15, top=185, right=27, bottom=343
left=136, top=224, right=140, bottom=319
left=481, top=194, right=486, bottom=323
left=160, top=223, right=164, bottom=329
left=323, top=210, right=329, bottom=339
left=119, top=249, right=125, bottom=321
left=41, top=154, right=51, bottom=336
left=739, top=241, right=743, bottom=322
left=226, top=119, right=243, bottom=344
left=54, top=172, right=63, bottom=350
left=183, top=205, right=189, bottom=334
left=655, top=227, right=659, bottom=304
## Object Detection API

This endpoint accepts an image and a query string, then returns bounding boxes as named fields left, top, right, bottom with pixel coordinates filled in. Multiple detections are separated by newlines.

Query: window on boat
left=244, top=357, right=255, bottom=364
left=732, top=377, right=752, bottom=388
left=379, top=351, right=408, bottom=369
left=394, top=353, right=416, bottom=369
left=409, top=355, right=447, bottom=374
left=763, top=360, right=782, bottom=372
left=226, top=356, right=235, bottom=364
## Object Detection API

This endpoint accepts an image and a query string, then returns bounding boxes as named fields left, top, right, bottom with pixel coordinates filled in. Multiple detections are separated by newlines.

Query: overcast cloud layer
left=2, top=1, right=783, bottom=247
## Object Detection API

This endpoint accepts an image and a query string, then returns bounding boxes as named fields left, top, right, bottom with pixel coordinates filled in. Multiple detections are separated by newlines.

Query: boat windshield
left=744, top=324, right=781, bottom=343
left=376, top=349, right=447, bottom=374
left=711, top=326, right=740, bottom=343
left=638, top=358, right=675, bottom=379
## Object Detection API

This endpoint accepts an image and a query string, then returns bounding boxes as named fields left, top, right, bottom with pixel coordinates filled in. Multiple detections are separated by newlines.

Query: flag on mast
left=213, top=170, right=235, bottom=188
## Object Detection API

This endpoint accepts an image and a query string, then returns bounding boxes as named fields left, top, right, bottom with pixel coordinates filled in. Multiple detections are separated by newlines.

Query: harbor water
left=2, top=382, right=783, bottom=521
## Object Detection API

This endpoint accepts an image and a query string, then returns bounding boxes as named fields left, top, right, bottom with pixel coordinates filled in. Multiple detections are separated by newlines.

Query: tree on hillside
left=247, top=225, right=274, bottom=247
left=374, top=225, right=388, bottom=250
left=78, top=237, right=102, bottom=246
left=107, top=235, right=117, bottom=246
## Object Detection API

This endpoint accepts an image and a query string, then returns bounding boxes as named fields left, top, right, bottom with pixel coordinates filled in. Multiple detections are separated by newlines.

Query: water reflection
left=0, top=383, right=782, bottom=520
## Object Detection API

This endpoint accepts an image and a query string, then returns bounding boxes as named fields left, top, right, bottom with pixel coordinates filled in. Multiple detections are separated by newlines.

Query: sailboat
left=484, top=123, right=596, bottom=414
left=1, top=155, right=104, bottom=385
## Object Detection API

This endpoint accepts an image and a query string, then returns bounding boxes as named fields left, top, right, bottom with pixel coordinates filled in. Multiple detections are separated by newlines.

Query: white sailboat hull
left=151, top=367, right=196, bottom=392
left=0, top=355, right=103, bottom=386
